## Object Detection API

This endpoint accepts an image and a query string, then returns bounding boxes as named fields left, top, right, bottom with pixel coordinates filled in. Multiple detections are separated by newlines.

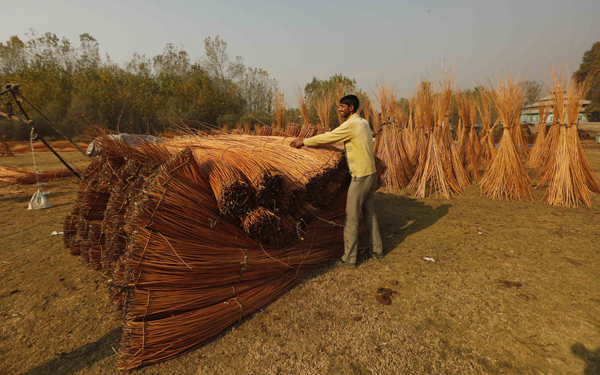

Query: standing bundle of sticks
left=535, top=66, right=599, bottom=207
left=479, top=75, right=532, bottom=200
left=407, top=73, right=468, bottom=198
left=466, top=97, right=482, bottom=179
left=374, top=81, right=414, bottom=191
left=477, top=90, right=497, bottom=166
left=65, top=133, right=378, bottom=369
left=527, top=103, right=549, bottom=169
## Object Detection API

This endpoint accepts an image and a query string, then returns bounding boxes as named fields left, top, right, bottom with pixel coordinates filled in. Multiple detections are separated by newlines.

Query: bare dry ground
left=1, top=143, right=600, bottom=375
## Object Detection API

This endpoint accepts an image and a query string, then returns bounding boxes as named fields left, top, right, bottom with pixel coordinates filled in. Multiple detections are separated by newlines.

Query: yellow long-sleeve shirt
left=303, top=113, right=376, bottom=177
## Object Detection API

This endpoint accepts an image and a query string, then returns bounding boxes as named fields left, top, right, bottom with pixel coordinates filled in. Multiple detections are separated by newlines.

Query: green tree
left=574, top=41, right=600, bottom=121
left=0, top=35, right=28, bottom=76
left=239, top=67, right=276, bottom=114
left=201, top=36, right=244, bottom=96
left=522, top=80, right=543, bottom=106
left=304, top=74, right=357, bottom=126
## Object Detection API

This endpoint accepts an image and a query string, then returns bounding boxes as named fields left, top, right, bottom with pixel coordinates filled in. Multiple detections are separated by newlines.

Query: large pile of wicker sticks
left=63, top=134, right=384, bottom=369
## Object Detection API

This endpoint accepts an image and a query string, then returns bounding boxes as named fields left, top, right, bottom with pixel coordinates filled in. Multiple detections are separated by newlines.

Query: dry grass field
left=1, top=143, right=600, bottom=375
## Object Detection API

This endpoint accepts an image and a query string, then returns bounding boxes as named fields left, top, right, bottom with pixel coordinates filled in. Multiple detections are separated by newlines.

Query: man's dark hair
left=340, top=95, right=359, bottom=113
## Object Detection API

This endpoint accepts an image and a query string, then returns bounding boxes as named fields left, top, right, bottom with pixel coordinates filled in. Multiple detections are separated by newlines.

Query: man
left=290, top=95, right=383, bottom=269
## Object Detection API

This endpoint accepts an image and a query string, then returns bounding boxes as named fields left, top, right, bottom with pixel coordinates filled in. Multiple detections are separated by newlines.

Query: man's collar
left=346, top=113, right=360, bottom=121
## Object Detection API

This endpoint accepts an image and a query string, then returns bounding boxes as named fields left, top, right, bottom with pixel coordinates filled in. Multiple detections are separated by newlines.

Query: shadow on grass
left=572, top=341, right=600, bottom=375
left=0, top=190, right=71, bottom=204
left=374, top=192, right=452, bottom=253
left=20, top=328, right=120, bottom=375
left=0, top=195, right=32, bottom=204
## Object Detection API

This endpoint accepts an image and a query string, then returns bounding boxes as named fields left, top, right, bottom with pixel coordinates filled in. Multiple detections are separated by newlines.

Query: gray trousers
left=342, top=173, right=383, bottom=264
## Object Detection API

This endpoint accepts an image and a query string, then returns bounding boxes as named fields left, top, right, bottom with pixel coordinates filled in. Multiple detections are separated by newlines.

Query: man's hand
left=290, top=138, right=304, bottom=148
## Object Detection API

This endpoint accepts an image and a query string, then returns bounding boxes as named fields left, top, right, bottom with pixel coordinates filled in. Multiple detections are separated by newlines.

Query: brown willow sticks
left=544, top=74, right=598, bottom=207
left=477, top=90, right=496, bottom=165
left=375, top=81, right=414, bottom=191
left=528, top=103, right=549, bottom=169
left=535, top=67, right=568, bottom=186
left=480, top=75, right=532, bottom=201
left=408, top=73, right=465, bottom=198
left=64, top=133, right=378, bottom=370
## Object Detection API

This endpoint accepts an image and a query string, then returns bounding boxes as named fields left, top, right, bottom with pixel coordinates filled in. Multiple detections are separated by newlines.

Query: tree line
left=0, top=31, right=278, bottom=140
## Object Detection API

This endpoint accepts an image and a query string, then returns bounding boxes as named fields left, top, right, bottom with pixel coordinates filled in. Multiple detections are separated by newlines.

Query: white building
left=520, top=93, right=591, bottom=123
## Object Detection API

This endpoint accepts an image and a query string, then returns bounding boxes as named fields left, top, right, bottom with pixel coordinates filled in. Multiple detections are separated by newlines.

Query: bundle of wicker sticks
left=538, top=69, right=599, bottom=207
left=466, top=96, right=482, bottom=178
left=479, top=75, right=532, bottom=201
left=477, top=90, right=497, bottom=166
left=374, top=81, right=414, bottom=191
left=64, top=133, right=380, bottom=369
left=0, top=165, right=73, bottom=185
left=407, top=73, right=468, bottom=198
left=527, top=103, right=549, bottom=169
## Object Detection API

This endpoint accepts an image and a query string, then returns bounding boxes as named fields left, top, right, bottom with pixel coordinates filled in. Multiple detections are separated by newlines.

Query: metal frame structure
left=0, top=83, right=85, bottom=179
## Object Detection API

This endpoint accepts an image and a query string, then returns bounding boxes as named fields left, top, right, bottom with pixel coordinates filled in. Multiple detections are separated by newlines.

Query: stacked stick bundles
left=64, top=134, right=377, bottom=369
left=369, top=72, right=565, bottom=202
left=531, top=66, right=600, bottom=207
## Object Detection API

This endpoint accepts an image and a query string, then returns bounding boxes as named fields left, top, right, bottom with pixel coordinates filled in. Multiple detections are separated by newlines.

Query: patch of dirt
left=375, top=287, right=398, bottom=305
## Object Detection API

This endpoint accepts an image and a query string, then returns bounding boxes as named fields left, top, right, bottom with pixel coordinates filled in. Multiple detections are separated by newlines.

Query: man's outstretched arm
left=289, top=124, right=352, bottom=149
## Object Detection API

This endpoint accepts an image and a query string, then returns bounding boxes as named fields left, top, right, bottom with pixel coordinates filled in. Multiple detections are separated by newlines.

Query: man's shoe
left=372, top=252, right=384, bottom=260
left=337, top=260, right=357, bottom=269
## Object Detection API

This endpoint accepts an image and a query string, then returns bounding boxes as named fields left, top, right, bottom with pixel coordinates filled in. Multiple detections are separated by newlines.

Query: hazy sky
left=1, top=0, right=598, bottom=105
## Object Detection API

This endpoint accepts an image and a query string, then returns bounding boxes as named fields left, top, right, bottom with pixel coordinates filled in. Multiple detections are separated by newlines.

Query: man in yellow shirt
left=290, top=95, right=383, bottom=269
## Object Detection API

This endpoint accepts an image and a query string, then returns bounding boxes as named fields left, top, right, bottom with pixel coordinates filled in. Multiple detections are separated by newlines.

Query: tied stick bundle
left=63, top=137, right=173, bottom=307
left=374, top=81, right=414, bottom=191
left=535, top=67, right=567, bottom=187
left=169, top=135, right=345, bottom=208
left=316, top=90, right=334, bottom=130
left=393, top=100, right=407, bottom=130
left=165, top=137, right=343, bottom=244
left=512, top=105, right=530, bottom=159
left=477, top=90, right=497, bottom=166
left=544, top=74, right=599, bottom=207
left=438, top=73, right=471, bottom=190
left=274, top=91, right=286, bottom=130
left=467, top=97, right=482, bottom=178
left=409, top=82, right=434, bottom=174
left=480, top=75, right=533, bottom=201
left=451, top=92, right=473, bottom=188
left=455, top=90, right=469, bottom=162
left=408, top=74, right=465, bottom=198
left=63, top=158, right=104, bottom=253
left=455, top=91, right=481, bottom=179
left=373, top=81, right=395, bottom=157
left=199, top=156, right=254, bottom=219
left=528, top=103, right=550, bottom=169
left=0, top=165, right=73, bottom=185
left=71, top=161, right=124, bottom=261
left=295, top=86, right=310, bottom=126
left=403, top=98, right=417, bottom=162
left=64, top=134, right=377, bottom=369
